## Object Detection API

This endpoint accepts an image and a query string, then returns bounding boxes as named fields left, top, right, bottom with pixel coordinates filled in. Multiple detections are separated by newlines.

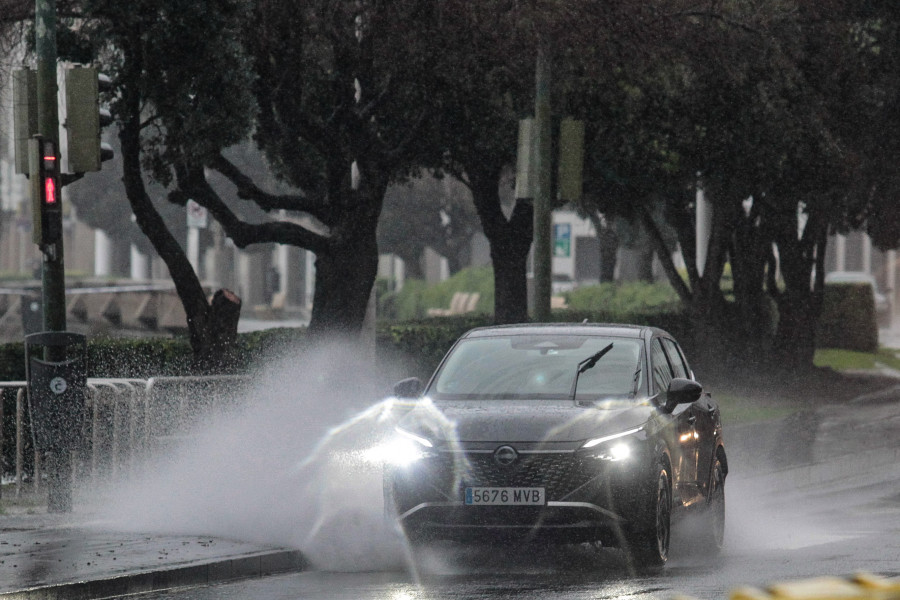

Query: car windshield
left=429, top=334, right=643, bottom=400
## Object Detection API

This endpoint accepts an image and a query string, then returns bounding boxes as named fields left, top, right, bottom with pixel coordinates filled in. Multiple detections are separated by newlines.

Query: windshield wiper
left=569, top=342, right=614, bottom=400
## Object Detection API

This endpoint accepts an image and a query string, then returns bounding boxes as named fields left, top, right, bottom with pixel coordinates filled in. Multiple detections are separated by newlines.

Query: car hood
left=398, top=398, right=654, bottom=445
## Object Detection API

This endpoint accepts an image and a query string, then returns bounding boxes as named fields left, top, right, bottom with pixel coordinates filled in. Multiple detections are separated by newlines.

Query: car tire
left=628, top=465, right=671, bottom=568
left=698, top=456, right=725, bottom=554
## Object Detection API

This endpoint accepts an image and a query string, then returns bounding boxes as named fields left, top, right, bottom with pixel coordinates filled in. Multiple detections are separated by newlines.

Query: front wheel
left=628, top=465, right=671, bottom=568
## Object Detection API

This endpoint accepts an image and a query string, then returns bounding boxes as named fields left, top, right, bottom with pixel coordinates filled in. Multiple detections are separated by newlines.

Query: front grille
left=425, top=452, right=597, bottom=500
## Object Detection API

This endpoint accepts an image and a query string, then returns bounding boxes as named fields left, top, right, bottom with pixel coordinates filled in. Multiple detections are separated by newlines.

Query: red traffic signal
left=42, top=140, right=59, bottom=205
left=28, top=136, right=62, bottom=246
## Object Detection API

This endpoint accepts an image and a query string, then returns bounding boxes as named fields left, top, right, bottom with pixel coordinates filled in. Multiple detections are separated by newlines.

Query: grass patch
left=813, top=348, right=876, bottom=370
left=876, top=347, right=900, bottom=371
left=713, top=392, right=802, bottom=425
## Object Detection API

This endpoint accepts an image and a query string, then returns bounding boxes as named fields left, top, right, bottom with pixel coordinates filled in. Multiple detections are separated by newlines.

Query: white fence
left=0, top=376, right=248, bottom=499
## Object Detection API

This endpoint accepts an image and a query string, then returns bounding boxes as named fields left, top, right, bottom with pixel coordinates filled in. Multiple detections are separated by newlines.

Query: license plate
left=465, top=487, right=545, bottom=506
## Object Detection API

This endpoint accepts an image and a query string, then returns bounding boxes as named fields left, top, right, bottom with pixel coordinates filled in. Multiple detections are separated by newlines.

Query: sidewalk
left=0, top=504, right=306, bottom=599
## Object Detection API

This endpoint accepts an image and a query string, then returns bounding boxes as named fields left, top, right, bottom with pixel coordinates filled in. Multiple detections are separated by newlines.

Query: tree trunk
left=193, top=289, right=243, bottom=372
left=308, top=229, right=380, bottom=337
left=466, top=166, right=532, bottom=325
left=492, top=223, right=531, bottom=324
left=773, top=290, right=819, bottom=371
left=635, top=240, right=655, bottom=283
left=726, top=201, right=775, bottom=364
left=599, top=226, right=618, bottom=283
left=307, top=168, right=386, bottom=338
left=769, top=205, right=827, bottom=372
left=120, top=39, right=241, bottom=373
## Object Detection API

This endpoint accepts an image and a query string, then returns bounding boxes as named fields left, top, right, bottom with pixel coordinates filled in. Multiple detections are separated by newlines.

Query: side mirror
left=393, top=377, right=423, bottom=398
left=664, top=378, right=702, bottom=412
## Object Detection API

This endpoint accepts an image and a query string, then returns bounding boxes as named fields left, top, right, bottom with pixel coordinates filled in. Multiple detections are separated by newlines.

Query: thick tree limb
left=640, top=204, right=693, bottom=304
left=208, top=153, right=332, bottom=222
left=174, top=164, right=330, bottom=254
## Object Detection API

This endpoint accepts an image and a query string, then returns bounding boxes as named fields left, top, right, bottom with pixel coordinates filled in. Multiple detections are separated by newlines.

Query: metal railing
left=0, top=375, right=249, bottom=499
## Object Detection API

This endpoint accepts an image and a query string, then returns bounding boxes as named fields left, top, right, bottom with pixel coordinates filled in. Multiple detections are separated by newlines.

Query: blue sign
left=553, top=223, right=571, bottom=257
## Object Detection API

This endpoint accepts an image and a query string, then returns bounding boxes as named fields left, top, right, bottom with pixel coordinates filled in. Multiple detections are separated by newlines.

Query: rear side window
left=661, top=338, right=689, bottom=379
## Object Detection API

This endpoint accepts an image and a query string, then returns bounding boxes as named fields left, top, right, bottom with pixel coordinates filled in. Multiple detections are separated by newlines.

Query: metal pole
left=36, top=0, right=73, bottom=513
left=0, top=390, right=4, bottom=501
left=16, top=389, right=24, bottom=498
left=35, top=0, right=66, bottom=335
left=532, top=47, right=553, bottom=322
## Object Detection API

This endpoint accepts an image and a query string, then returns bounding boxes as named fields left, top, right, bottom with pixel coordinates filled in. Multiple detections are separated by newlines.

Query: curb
left=0, top=549, right=307, bottom=600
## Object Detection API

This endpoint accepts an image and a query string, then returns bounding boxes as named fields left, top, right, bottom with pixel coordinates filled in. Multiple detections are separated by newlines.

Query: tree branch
left=208, top=153, right=333, bottom=223
left=174, top=164, right=331, bottom=255
left=640, top=204, right=693, bottom=304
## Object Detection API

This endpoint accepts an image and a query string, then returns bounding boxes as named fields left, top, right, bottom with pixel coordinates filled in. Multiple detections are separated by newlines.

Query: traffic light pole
left=532, top=47, right=553, bottom=322
left=35, top=0, right=71, bottom=513
left=36, top=0, right=65, bottom=335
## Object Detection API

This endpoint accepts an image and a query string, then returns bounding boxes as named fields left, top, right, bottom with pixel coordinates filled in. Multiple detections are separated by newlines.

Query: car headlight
left=581, top=426, right=643, bottom=461
left=363, top=427, right=433, bottom=467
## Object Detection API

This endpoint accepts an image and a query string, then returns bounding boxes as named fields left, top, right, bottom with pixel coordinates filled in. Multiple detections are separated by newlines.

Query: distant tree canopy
left=2, top=0, right=900, bottom=371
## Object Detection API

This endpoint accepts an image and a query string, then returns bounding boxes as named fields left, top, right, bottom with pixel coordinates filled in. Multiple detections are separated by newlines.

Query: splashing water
left=87, top=340, right=421, bottom=571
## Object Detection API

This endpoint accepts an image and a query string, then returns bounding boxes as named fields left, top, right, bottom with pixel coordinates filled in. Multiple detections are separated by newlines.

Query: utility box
left=24, top=332, right=88, bottom=453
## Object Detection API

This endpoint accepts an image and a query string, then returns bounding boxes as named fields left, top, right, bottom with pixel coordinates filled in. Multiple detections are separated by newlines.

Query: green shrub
left=816, top=283, right=878, bottom=353
left=380, top=266, right=495, bottom=320
left=564, top=282, right=680, bottom=312
left=375, top=309, right=691, bottom=380
left=376, top=314, right=494, bottom=378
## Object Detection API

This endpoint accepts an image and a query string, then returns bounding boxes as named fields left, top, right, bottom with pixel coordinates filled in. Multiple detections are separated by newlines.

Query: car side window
left=651, top=338, right=673, bottom=395
left=661, top=338, right=688, bottom=379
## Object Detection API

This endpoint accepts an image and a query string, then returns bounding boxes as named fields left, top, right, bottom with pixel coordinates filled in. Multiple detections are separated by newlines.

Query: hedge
left=379, top=266, right=494, bottom=320
left=564, top=282, right=680, bottom=313
left=816, top=283, right=879, bottom=353
left=0, top=308, right=691, bottom=384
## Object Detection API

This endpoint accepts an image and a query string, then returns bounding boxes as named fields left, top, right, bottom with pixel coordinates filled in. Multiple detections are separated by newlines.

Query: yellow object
left=768, top=577, right=870, bottom=600
left=724, top=574, right=900, bottom=600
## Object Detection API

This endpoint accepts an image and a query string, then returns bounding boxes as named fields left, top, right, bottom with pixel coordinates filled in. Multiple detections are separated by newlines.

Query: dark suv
left=383, top=323, right=726, bottom=567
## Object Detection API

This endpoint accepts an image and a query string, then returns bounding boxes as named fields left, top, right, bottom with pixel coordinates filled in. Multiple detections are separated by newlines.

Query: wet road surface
left=135, top=432, right=900, bottom=600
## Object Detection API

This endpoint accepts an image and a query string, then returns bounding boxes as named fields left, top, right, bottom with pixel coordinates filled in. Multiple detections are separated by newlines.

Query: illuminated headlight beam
left=362, top=427, right=433, bottom=467
left=581, top=426, right=643, bottom=449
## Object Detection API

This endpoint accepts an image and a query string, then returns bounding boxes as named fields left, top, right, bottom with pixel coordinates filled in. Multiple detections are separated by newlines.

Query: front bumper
left=386, top=444, right=649, bottom=544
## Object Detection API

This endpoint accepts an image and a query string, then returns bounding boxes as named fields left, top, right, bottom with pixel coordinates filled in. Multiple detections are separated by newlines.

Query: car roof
left=461, top=323, right=661, bottom=340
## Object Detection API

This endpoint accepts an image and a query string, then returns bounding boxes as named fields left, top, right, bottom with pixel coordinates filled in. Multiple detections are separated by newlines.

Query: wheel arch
left=716, top=444, right=728, bottom=478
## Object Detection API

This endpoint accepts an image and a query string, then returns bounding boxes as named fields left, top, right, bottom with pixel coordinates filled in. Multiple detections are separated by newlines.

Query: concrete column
left=187, top=227, right=200, bottom=276
left=835, top=234, right=847, bottom=272
left=304, top=250, right=316, bottom=310
left=862, top=234, right=872, bottom=275
left=94, top=229, right=111, bottom=277
left=237, top=250, right=269, bottom=308
left=206, top=223, right=236, bottom=292
left=888, top=250, right=897, bottom=328
left=695, top=182, right=711, bottom=277
left=130, top=245, right=150, bottom=280
left=283, top=246, right=304, bottom=306
left=276, top=243, right=288, bottom=296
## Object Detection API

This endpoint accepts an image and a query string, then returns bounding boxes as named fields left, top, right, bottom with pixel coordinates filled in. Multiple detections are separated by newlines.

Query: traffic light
left=13, top=68, right=37, bottom=175
left=64, top=66, right=114, bottom=172
left=29, top=136, right=63, bottom=247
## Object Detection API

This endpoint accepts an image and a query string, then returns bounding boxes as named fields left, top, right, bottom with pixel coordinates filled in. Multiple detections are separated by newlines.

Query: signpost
left=554, top=223, right=571, bottom=258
